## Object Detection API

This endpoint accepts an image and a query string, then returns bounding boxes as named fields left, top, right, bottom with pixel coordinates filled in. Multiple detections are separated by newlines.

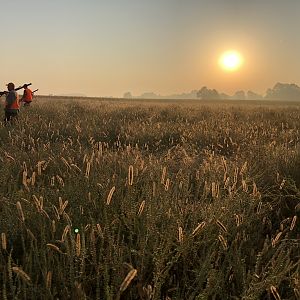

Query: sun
left=219, top=50, right=243, bottom=72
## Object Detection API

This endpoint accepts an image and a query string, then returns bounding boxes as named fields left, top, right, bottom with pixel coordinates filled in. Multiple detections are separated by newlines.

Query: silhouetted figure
left=21, top=84, right=33, bottom=106
left=4, top=82, right=20, bottom=125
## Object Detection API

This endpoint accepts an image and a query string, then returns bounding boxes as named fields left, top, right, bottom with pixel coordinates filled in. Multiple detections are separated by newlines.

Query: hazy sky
left=1, top=0, right=300, bottom=97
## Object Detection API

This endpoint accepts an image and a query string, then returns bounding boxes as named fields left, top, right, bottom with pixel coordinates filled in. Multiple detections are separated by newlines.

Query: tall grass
left=0, top=98, right=299, bottom=299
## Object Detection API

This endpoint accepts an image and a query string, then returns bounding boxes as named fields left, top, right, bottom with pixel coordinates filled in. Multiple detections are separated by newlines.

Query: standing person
left=21, top=84, right=33, bottom=106
left=4, top=82, right=20, bottom=124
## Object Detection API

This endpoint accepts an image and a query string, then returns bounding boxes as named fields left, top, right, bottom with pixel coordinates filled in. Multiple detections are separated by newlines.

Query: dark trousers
left=4, top=110, right=19, bottom=125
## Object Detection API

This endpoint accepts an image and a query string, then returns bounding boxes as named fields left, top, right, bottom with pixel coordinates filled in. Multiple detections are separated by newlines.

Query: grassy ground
left=0, top=97, right=299, bottom=299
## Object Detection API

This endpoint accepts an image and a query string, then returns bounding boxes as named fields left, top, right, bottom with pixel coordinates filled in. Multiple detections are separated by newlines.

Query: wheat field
left=0, top=97, right=299, bottom=299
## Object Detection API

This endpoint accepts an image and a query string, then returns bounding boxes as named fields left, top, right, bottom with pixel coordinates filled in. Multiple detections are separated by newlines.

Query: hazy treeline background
left=124, top=82, right=300, bottom=101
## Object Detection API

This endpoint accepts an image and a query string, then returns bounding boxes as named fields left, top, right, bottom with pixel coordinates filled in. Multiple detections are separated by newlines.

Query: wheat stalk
left=76, top=233, right=81, bottom=257
left=32, top=195, right=42, bottom=213
left=1, top=232, right=7, bottom=250
left=16, top=201, right=25, bottom=222
left=59, top=199, right=69, bottom=215
left=12, top=267, right=31, bottom=284
left=270, top=285, right=281, bottom=300
left=31, top=171, right=36, bottom=186
left=271, top=232, right=283, bottom=247
left=178, top=226, right=184, bottom=243
left=119, top=268, right=137, bottom=293
left=46, top=271, right=52, bottom=289
left=27, top=229, right=37, bottom=241
left=62, top=212, right=72, bottom=226
left=85, top=161, right=91, bottom=178
left=164, top=178, right=170, bottom=191
left=218, top=234, right=228, bottom=250
left=192, top=221, right=206, bottom=236
left=128, top=165, right=134, bottom=186
left=22, top=170, right=29, bottom=190
left=161, top=166, right=167, bottom=184
left=279, top=179, right=286, bottom=190
left=216, top=220, right=227, bottom=233
left=47, top=243, right=65, bottom=254
left=137, top=200, right=145, bottom=216
left=290, top=215, right=297, bottom=231
left=240, top=161, right=248, bottom=174
left=106, top=186, right=115, bottom=205
left=96, top=224, right=104, bottom=238
left=52, top=220, right=56, bottom=234
left=61, top=225, right=70, bottom=242
left=71, top=163, right=82, bottom=172
left=4, top=151, right=15, bottom=161
left=152, top=181, right=156, bottom=197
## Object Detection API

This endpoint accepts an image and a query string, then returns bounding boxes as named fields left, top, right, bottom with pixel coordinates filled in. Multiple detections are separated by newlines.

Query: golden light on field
left=219, top=50, right=243, bottom=72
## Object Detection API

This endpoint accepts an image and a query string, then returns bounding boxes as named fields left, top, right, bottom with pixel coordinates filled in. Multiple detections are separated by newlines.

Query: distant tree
left=247, top=90, right=263, bottom=100
left=232, top=90, right=246, bottom=100
left=197, top=86, right=220, bottom=100
left=219, top=93, right=230, bottom=100
left=140, top=92, right=159, bottom=99
left=123, top=92, right=133, bottom=98
left=265, top=82, right=300, bottom=100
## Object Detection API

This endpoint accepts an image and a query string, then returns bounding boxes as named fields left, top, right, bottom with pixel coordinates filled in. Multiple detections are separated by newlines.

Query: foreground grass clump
left=0, top=97, right=299, bottom=299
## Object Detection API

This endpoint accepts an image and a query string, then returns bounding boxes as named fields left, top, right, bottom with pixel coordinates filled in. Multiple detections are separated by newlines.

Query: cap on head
left=7, top=82, right=15, bottom=90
